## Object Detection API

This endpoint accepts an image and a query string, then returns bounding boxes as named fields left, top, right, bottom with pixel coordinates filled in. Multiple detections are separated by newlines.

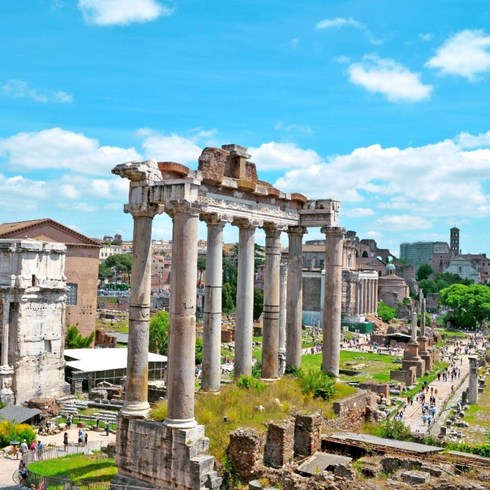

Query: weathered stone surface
left=381, top=456, right=421, bottom=473
left=294, top=412, right=322, bottom=457
left=356, top=456, right=383, bottom=477
left=328, top=390, right=378, bottom=430
left=227, top=428, right=264, bottom=481
left=400, top=470, right=430, bottom=484
left=333, top=463, right=356, bottom=480
left=264, top=419, right=294, bottom=468
left=297, top=452, right=352, bottom=476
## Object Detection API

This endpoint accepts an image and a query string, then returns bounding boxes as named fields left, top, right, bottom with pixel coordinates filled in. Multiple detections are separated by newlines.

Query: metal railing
left=23, top=441, right=103, bottom=464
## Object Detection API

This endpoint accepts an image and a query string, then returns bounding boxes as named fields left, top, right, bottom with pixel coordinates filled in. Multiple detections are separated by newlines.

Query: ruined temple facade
left=112, top=144, right=344, bottom=489
left=0, top=239, right=68, bottom=405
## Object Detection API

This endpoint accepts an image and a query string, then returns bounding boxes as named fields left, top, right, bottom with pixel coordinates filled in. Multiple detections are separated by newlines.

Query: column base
left=164, top=417, right=198, bottom=429
left=120, top=401, right=150, bottom=418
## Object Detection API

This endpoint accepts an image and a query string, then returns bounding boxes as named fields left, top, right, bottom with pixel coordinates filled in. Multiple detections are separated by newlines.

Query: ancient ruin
left=0, top=239, right=68, bottom=405
left=112, top=144, right=344, bottom=488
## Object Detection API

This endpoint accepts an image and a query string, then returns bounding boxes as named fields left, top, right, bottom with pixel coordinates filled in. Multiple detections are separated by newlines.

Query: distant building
left=0, top=239, right=68, bottom=405
left=400, top=241, right=439, bottom=270
left=450, top=226, right=460, bottom=257
left=445, top=256, right=480, bottom=283
left=0, top=219, right=101, bottom=338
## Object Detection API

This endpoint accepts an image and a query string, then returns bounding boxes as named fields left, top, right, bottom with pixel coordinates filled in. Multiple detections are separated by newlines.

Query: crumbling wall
left=294, top=413, right=322, bottom=458
left=264, top=420, right=294, bottom=468
left=326, top=390, right=377, bottom=431
left=227, top=428, right=264, bottom=481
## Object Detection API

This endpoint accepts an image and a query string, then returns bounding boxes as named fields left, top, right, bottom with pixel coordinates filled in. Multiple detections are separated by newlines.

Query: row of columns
left=355, top=277, right=378, bottom=316
left=121, top=201, right=345, bottom=428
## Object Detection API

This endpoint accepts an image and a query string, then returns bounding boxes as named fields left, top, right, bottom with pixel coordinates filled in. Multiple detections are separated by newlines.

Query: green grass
left=405, top=360, right=449, bottom=397
left=28, top=453, right=117, bottom=483
left=150, top=375, right=356, bottom=463
left=301, top=350, right=402, bottom=384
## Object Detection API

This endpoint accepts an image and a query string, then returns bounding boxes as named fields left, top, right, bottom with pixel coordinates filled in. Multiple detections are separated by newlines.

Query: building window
left=66, top=283, right=78, bottom=305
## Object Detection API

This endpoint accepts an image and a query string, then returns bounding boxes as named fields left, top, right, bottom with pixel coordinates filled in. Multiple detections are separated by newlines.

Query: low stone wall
left=390, top=367, right=416, bottom=386
left=264, top=420, right=294, bottom=468
left=359, top=382, right=389, bottom=399
left=328, top=390, right=378, bottom=431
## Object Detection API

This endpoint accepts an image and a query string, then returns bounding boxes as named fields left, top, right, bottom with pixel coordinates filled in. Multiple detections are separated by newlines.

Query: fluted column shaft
left=165, top=204, right=199, bottom=428
left=286, top=226, right=305, bottom=369
left=234, top=222, right=255, bottom=378
left=261, top=225, right=282, bottom=379
left=201, top=216, right=225, bottom=392
left=121, top=212, right=156, bottom=417
left=322, top=227, right=344, bottom=378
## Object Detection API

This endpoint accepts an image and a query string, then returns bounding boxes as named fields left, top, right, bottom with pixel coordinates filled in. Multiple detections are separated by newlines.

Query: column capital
left=125, top=203, right=164, bottom=219
left=200, top=212, right=231, bottom=227
left=165, top=201, right=200, bottom=218
left=287, top=225, right=307, bottom=237
left=233, top=217, right=260, bottom=230
left=263, top=222, right=286, bottom=238
left=321, top=226, right=346, bottom=237
left=112, top=159, right=162, bottom=183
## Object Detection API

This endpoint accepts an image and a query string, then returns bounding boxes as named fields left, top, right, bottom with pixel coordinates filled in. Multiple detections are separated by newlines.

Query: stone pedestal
left=115, top=417, right=221, bottom=489
left=418, top=336, right=433, bottom=372
left=294, top=413, right=322, bottom=458
left=402, top=342, right=425, bottom=377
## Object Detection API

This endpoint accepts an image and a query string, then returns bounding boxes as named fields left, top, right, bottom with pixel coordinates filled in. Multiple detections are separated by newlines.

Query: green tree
left=197, top=257, right=206, bottom=287
left=253, top=288, right=264, bottom=321
left=222, top=283, right=235, bottom=314
left=377, top=301, right=396, bottom=322
left=195, top=336, right=204, bottom=365
left=101, top=253, right=132, bottom=283
left=416, top=263, right=433, bottom=281
left=440, top=284, right=490, bottom=330
left=65, top=325, right=95, bottom=348
left=149, top=310, right=170, bottom=355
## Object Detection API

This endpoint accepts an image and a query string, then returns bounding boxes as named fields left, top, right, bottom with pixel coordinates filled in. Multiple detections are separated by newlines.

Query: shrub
left=236, top=375, right=265, bottom=393
left=0, top=420, right=36, bottom=448
left=297, top=370, right=335, bottom=401
left=376, top=418, right=412, bottom=441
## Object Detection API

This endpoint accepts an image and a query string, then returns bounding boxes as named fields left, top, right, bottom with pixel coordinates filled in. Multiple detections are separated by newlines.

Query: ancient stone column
left=261, top=224, right=282, bottom=379
left=322, top=227, right=344, bottom=378
left=234, top=220, right=256, bottom=378
left=278, top=262, right=288, bottom=375
left=468, top=356, right=478, bottom=404
left=411, top=311, right=417, bottom=342
left=286, top=226, right=306, bottom=370
left=420, top=290, right=426, bottom=337
left=1, top=299, right=8, bottom=367
left=121, top=207, right=159, bottom=418
left=165, top=202, right=199, bottom=428
left=363, top=278, right=369, bottom=315
left=373, top=277, right=378, bottom=314
left=201, top=214, right=225, bottom=392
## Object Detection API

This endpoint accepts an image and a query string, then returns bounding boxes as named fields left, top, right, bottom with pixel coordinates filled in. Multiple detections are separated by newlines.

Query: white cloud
left=249, top=142, right=322, bottom=171
left=315, top=17, right=363, bottom=30
left=347, top=54, right=433, bottom=102
left=455, top=130, right=490, bottom=149
left=141, top=133, right=203, bottom=165
left=1, top=80, right=73, bottom=103
left=426, top=30, right=490, bottom=80
left=0, top=127, right=140, bottom=175
left=343, top=207, right=375, bottom=217
left=374, top=215, right=432, bottom=230
left=272, top=131, right=490, bottom=223
left=78, top=0, right=172, bottom=26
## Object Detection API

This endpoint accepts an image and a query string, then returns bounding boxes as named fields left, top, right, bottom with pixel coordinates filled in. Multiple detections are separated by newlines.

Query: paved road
left=0, top=427, right=116, bottom=487
left=403, top=354, right=470, bottom=435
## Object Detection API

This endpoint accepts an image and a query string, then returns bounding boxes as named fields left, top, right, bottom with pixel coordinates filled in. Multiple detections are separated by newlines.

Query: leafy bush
left=285, top=365, right=303, bottom=377
left=377, top=301, right=396, bottom=323
left=65, top=324, right=95, bottom=349
left=297, top=370, right=335, bottom=400
left=236, top=375, right=265, bottom=393
left=0, top=420, right=36, bottom=448
left=376, top=418, right=412, bottom=441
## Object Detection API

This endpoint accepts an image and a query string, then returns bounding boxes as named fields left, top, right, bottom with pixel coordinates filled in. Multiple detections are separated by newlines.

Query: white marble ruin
left=112, top=144, right=344, bottom=489
left=0, top=239, right=68, bottom=406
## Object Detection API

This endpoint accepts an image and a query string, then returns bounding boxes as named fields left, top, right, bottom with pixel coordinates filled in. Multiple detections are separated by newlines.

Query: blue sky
left=1, top=0, right=490, bottom=256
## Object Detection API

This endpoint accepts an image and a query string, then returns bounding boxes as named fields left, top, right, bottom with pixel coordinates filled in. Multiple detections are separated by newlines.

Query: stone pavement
left=0, top=427, right=116, bottom=487
left=403, top=352, right=470, bottom=435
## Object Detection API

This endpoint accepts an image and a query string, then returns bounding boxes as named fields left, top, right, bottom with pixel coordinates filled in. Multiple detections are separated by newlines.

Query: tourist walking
left=63, top=431, right=69, bottom=451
